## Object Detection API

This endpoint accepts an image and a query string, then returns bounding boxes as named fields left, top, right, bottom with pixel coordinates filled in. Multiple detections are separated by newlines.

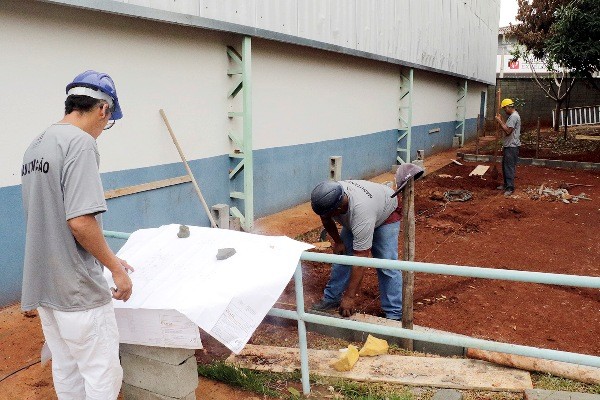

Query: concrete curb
left=457, top=153, right=600, bottom=171
left=264, top=312, right=466, bottom=357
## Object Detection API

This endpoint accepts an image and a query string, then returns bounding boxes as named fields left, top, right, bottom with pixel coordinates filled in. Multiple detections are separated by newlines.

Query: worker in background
left=495, top=98, right=521, bottom=196
left=309, top=164, right=423, bottom=320
left=21, top=70, right=133, bottom=399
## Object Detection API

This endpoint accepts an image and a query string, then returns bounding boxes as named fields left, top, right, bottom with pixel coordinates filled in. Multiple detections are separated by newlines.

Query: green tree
left=509, top=0, right=576, bottom=132
left=546, top=0, right=600, bottom=82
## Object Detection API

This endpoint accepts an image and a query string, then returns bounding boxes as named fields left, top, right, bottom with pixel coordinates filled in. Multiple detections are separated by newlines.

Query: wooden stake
left=160, top=109, right=218, bottom=228
left=535, top=117, right=541, bottom=159
left=401, top=177, right=415, bottom=351
left=475, top=113, right=480, bottom=156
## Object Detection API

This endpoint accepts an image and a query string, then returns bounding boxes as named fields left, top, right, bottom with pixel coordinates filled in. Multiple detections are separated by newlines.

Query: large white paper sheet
left=105, top=224, right=312, bottom=353
left=114, top=308, right=202, bottom=349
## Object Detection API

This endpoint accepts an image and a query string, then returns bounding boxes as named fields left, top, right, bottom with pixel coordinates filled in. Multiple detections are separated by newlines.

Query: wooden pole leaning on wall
left=159, top=109, right=218, bottom=228
left=401, top=177, right=415, bottom=351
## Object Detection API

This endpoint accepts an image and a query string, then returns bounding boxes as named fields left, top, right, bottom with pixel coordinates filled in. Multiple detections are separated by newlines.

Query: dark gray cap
left=391, top=163, right=425, bottom=197
left=311, top=181, right=344, bottom=216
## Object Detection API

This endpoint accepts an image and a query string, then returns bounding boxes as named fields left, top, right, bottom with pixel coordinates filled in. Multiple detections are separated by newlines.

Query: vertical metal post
left=226, top=37, right=253, bottom=231
left=455, top=79, right=467, bottom=146
left=397, top=68, right=413, bottom=164
left=293, top=261, right=311, bottom=395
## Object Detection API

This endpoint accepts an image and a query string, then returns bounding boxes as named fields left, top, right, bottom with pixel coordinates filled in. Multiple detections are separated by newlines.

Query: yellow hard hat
left=501, top=98, right=514, bottom=108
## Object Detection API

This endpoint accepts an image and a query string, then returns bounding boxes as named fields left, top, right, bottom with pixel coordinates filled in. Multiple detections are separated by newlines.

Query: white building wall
left=253, top=39, right=399, bottom=150
left=1, top=0, right=404, bottom=187
left=1, top=1, right=232, bottom=187
left=46, top=0, right=501, bottom=84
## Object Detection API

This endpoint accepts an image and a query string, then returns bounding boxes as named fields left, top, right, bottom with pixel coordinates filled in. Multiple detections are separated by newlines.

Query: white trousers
left=38, top=302, right=123, bottom=400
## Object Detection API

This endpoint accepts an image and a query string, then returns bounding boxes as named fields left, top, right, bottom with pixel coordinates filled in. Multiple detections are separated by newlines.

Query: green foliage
left=546, top=0, right=600, bottom=79
left=197, top=362, right=283, bottom=397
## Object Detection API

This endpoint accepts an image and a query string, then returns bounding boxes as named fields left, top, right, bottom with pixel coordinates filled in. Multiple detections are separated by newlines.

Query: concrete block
left=524, top=389, right=600, bottom=400
left=122, top=383, right=196, bottom=400
left=330, top=156, right=342, bottom=181
left=211, top=204, right=229, bottom=230
left=411, top=159, right=425, bottom=170
left=120, top=344, right=194, bottom=365
left=452, top=136, right=461, bottom=148
left=432, top=389, right=463, bottom=400
left=121, top=352, right=198, bottom=398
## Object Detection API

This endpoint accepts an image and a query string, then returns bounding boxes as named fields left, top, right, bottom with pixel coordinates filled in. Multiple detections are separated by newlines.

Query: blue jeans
left=323, top=221, right=402, bottom=320
left=502, top=146, right=519, bottom=191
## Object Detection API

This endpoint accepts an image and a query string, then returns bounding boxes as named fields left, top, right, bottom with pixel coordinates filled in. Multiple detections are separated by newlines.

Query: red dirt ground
left=2, top=149, right=599, bottom=399
left=262, top=162, right=600, bottom=357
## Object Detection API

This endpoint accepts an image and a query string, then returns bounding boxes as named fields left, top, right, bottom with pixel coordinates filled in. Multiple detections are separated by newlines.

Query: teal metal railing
left=104, top=230, right=600, bottom=395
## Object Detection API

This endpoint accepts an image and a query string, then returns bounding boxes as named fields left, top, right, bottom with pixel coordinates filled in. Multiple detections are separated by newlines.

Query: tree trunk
left=553, top=100, right=563, bottom=132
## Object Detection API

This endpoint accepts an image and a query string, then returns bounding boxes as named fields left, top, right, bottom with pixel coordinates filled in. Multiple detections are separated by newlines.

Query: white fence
left=553, top=105, right=600, bottom=127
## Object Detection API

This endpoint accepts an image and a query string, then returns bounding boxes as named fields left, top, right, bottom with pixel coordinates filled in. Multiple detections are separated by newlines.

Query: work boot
left=311, top=298, right=340, bottom=311
left=496, top=185, right=504, bottom=190
left=504, top=190, right=514, bottom=196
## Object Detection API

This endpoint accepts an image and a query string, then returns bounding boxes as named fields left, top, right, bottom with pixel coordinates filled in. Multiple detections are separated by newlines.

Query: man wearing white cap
left=310, top=163, right=424, bottom=320
left=21, top=70, right=133, bottom=399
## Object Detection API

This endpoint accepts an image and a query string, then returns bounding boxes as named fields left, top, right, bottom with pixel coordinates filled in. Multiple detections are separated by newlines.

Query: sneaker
left=496, top=185, right=504, bottom=190
left=311, top=298, right=340, bottom=311
left=504, top=190, right=514, bottom=196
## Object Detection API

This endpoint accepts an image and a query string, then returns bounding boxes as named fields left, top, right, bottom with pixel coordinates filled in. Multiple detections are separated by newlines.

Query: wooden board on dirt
left=226, top=345, right=533, bottom=392
left=469, top=165, right=490, bottom=176
left=575, top=135, right=600, bottom=141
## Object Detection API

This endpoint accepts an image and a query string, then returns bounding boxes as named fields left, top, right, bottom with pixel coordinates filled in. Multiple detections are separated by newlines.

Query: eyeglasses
left=104, top=120, right=116, bottom=130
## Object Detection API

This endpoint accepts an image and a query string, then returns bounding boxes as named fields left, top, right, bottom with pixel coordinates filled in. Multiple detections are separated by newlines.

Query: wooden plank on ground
left=469, top=165, right=490, bottom=176
left=104, top=176, right=191, bottom=199
left=575, top=135, right=600, bottom=141
left=226, top=345, right=533, bottom=392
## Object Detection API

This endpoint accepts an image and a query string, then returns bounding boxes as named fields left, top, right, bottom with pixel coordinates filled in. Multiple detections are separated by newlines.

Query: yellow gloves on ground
left=330, top=335, right=389, bottom=372
left=358, top=334, right=389, bottom=357
left=330, top=345, right=360, bottom=372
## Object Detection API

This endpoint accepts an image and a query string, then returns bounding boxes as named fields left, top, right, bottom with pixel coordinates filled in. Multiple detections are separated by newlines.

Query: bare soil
left=2, top=130, right=599, bottom=399
left=252, top=161, right=600, bottom=358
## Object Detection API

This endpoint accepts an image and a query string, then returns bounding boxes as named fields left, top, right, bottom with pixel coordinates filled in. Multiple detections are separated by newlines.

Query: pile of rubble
left=525, top=183, right=592, bottom=204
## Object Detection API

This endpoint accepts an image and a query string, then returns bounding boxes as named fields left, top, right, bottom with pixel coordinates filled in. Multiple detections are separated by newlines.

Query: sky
left=499, top=0, right=518, bottom=27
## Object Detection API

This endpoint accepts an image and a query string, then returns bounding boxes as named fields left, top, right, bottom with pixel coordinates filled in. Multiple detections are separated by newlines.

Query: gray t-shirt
left=21, top=123, right=111, bottom=311
left=503, top=110, right=521, bottom=147
left=334, top=180, right=397, bottom=251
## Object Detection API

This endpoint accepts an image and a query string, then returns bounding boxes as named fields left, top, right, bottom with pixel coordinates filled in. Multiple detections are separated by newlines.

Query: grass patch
left=198, top=361, right=301, bottom=397
left=532, top=372, right=600, bottom=394
left=320, top=379, right=414, bottom=400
